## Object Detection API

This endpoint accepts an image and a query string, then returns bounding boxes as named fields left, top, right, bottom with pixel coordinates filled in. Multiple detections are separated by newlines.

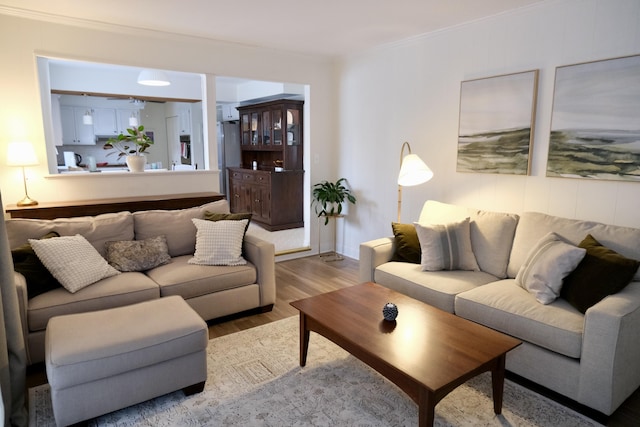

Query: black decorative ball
left=382, top=302, right=398, bottom=321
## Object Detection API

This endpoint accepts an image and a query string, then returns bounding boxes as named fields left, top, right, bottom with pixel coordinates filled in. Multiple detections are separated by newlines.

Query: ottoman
left=45, top=296, right=208, bottom=426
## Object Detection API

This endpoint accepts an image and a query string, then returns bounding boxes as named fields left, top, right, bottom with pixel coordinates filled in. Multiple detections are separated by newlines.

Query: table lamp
left=7, top=141, right=39, bottom=206
left=397, top=141, right=433, bottom=222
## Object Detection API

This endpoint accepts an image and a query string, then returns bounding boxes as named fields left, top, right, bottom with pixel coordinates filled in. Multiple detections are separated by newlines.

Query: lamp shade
left=398, top=153, right=433, bottom=186
left=137, top=69, right=171, bottom=86
left=7, top=141, right=39, bottom=166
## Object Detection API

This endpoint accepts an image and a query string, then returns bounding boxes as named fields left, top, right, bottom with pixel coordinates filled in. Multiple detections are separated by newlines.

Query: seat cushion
left=146, top=255, right=257, bottom=300
left=375, top=262, right=497, bottom=313
left=28, top=272, right=159, bottom=332
left=455, top=279, right=584, bottom=358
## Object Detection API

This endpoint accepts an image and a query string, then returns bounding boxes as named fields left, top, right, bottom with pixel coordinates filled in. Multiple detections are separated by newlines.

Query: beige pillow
left=29, top=234, right=120, bottom=293
left=105, top=235, right=171, bottom=272
left=515, top=232, right=586, bottom=304
left=188, top=218, right=248, bottom=266
left=414, top=218, right=479, bottom=271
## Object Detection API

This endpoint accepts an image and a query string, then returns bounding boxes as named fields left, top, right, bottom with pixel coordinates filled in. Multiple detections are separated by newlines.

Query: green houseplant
left=103, top=125, right=154, bottom=172
left=312, top=178, right=357, bottom=225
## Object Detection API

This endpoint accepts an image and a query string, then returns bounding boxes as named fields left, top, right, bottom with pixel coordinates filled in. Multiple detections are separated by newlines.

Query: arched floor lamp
left=397, top=141, right=433, bottom=222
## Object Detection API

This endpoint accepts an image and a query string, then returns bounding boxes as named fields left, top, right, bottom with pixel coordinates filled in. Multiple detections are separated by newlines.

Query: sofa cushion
left=105, top=235, right=171, bottom=272
left=27, top=272, right=159, bottom=332
left=29, top=235, right=120, bottom=293
left=374, top=261, right=497, bottom=313
left=515, top=232, right=586, bottom=304
left=133, top=200, right=229, bottom=257
left=455, top=279, right=584, bottom=358
left=6, top=211, right=134, bottom=257
left=203, top=211, right=252, bottom=234
left=390, top=222, right=421, bottom=264
left=11, top=231, right=61, bottom=299
left=418, top=200, right=518, bottom=278
left=414, top=218, right=479, bottom=271
left=507, top=211, right=640, bottom=280
left=189, top=219, right=248, bottom=266
left=147, top=254, right=257, bottom=300
left=561, top=234, right=640, bottom=313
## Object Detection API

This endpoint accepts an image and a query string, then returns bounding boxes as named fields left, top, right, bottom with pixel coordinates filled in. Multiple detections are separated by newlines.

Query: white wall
left=337, top=0, right=640, bottom=259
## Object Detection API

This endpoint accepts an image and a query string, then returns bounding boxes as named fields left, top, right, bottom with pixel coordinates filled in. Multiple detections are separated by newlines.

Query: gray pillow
left=105, top=235, right=171, bottom=272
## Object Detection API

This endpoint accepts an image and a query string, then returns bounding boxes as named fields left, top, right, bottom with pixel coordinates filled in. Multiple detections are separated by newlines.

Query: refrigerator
left=217, top=121, right=241, bottom=197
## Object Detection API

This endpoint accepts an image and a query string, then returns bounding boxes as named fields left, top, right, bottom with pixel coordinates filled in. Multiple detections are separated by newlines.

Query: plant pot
left=126, top=155, right=146, bottom=173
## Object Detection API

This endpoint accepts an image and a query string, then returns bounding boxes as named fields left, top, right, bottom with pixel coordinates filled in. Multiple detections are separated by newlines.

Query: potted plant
left=103, top=125, right=154, bottom=172
left=312, top=178, right=357, bottom=225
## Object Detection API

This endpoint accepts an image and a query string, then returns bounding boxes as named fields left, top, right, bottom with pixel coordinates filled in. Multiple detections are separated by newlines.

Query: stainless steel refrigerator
left=217, top=121, right=241, bottom=197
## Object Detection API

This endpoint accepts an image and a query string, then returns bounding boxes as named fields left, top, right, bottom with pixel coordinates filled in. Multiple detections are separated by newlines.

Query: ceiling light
left=137, top=69, right=171, bottom=86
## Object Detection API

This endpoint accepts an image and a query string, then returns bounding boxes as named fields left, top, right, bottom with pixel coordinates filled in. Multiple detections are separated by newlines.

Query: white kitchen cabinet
left=60, top=106, right=95, bottom=145
left=93, top=108, right=118, bottom=135
left=178, top=105, right=191, bottom=135
left=221, top=103, right=239, bottom=121
left=118, top=109, right=139, bottom=133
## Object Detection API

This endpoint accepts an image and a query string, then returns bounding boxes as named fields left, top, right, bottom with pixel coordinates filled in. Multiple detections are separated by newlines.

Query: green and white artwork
left=547, top=54, right=640, bottom=181
left=457, top=70, right=538, bottom=175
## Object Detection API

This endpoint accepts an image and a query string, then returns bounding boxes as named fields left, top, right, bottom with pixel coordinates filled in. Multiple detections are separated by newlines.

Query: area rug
left=29, top=316, right=601, bottom=426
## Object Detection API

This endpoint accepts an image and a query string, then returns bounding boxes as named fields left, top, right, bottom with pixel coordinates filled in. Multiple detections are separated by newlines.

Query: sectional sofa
left=359, top=200, right=640, bottom=417
left=8, top=200, right=276, bottom=365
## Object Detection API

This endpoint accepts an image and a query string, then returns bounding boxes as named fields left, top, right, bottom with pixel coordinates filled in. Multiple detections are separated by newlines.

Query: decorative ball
left=382, top=302, right=398, bottom=321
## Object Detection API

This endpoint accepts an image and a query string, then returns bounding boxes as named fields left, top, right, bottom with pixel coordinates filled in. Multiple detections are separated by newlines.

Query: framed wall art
left=547, top=54, right=640, bottom=181
left=457, top=70, right=538, bottom=175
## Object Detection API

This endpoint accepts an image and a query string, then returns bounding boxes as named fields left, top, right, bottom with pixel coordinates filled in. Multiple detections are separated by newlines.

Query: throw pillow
left=413, top=218, right=480, bottom=271
left=561, top=234, right=640, bottom=313
left=390, top=222, right=421, bottom=264
left=105, top=235, right=171, bottom=272
left=203, top=211, right=252, bottom=234
left=188, top=218, right=248, bottom=266
left=29, top=234, right=120, bottom=293
left=11, top=231, right=62, bottom=299
left=515, top=232, right=586, bottom=305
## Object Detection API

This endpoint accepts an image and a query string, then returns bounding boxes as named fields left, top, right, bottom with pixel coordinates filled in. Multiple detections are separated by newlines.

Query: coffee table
left=290, top=282, right=521, bottom=426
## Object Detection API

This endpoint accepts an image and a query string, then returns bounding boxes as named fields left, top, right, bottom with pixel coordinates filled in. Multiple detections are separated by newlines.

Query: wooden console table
left=5, top=192, right=225, bottom=219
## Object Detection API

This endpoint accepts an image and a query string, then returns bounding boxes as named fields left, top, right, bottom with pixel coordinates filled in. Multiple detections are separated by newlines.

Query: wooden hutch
left=228, top=99, right=304, bottom=231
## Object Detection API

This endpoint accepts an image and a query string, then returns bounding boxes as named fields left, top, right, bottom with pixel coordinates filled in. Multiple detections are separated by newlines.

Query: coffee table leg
left=299, top=313, right=310, bottom=367
left=418, top=387, right=435, bottom=426
left=491, top=354, right=507, bottom=414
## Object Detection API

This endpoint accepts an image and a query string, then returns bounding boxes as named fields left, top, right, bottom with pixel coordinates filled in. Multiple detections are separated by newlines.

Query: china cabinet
left=229, top=99, right=304, bottom=231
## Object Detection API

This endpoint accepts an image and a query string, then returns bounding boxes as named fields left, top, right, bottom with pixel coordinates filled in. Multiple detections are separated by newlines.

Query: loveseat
left=359, top=200, right=640, bottom=417
left=8, top=200, right=276, bottom=365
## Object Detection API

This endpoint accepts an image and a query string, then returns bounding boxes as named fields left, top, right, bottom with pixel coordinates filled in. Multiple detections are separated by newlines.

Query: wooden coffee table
left=290, top=282, right=521, bottom=426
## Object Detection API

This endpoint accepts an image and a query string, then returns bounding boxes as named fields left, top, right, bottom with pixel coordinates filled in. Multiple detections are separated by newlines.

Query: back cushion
left=6, top=212, right=133, bottom=257
left=418, top=201, right=519, bottom=278
left=507, top=212, right=640, bottom=280
left=133, top=200, right=230, bottom=257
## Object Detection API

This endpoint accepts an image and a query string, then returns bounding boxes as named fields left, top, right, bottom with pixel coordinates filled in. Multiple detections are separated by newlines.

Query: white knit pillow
left=188, top=218, right=248, bottom=266
left=414, top=218, right=480, bottom=271
left=29, top=234, right=120, bottom=293
left=516, top=232, right=586, bottom=304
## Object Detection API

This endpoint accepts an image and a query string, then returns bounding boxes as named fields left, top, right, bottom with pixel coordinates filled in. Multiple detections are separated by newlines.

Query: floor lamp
left=397, top=141, right=433, bottom=222
left=7, top=141, right=39, bottom=206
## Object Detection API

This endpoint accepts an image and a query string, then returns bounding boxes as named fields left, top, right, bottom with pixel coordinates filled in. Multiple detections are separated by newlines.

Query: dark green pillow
left=203, top=211, right=252, bottom=234
left=561, top=234, right=640, bottom=313
left=390, top=222, right=421, bottom=264
left=11, top=231, right=62, bottom=299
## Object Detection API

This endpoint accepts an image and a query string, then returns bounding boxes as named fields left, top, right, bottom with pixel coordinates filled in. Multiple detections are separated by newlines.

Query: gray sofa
left=8, top=200, right=276, bottom=365
left=360, top=200, right=640, bottom=417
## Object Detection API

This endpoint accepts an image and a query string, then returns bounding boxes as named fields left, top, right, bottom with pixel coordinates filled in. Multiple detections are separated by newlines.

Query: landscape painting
left=547, top=54, right=640, bottom=181
left=457, top=70, right=538, bottom=175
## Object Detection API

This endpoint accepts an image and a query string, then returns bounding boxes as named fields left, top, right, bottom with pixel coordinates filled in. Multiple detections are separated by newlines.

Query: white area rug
left=29, top=316, right=601, bottom=426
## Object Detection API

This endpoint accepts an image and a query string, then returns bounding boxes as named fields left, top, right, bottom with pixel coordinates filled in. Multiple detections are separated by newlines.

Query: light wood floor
left=27, top=255, right=639, bottom=425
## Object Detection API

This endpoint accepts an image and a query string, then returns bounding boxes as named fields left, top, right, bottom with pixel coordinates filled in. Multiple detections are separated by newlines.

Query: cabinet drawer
left=254, top=173, right=270, bottom=186
left=230, top=171, right=245, bottom=181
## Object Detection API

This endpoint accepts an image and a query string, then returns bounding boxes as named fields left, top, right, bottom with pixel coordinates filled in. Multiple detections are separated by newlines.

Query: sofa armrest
left=13, top=271, right=32, bottom=364
left=579, top=281, right=640, bottom=415
left=243, top=233, right=276, bottom=307
left=359, top=237, right=395, bottom=283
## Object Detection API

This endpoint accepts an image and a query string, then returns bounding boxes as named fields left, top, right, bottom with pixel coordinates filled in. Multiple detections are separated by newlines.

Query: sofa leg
left=259, top=304, right=274, bottom=313
left=183, top=381, right=205, bottom=396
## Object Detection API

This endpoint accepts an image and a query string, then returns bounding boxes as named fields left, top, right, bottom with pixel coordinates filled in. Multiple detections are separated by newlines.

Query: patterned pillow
left=105, top=235, right=171, bottom=272
left=516, top=232, right=586, bottom=304
left=11, top=231, right=62, bottom=299
left=29, top=234, right=120, bottom=293
left=188, top=218, right=248, bottom=266
left=414, top=218, right=479, bottom=271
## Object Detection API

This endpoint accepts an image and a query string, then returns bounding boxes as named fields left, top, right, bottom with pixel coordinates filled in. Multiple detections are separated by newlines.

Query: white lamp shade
left=137, top=69, right=171, bottom=86
left=397, top=153, right=433, bottom=186
left=7, top=141, right=39, bottom=166
left=128, top=114, right=139, bottom=127
left=82, top=110, right=93, bottom=125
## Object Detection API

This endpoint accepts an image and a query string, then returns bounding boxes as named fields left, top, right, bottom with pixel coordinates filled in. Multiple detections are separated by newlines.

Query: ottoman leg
left=183, top=381, right=206, bottom=396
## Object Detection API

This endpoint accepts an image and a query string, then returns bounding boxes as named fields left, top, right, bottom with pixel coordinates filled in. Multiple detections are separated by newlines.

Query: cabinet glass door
left=241, top=113, right=250, bottom=145
left=250, top=112, right=259, bottom=145
left=286, top=109, right=300, bottom=146
left=272, top=109, right=283, bottom=145
left=262, top=110, right=271, bottom=146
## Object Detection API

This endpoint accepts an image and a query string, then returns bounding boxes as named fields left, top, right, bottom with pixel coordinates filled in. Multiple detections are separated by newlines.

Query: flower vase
left=126, top=155, right=146, bottom=173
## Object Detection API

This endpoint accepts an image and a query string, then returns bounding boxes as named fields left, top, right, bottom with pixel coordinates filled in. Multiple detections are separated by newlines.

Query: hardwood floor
left=26, top=255, right=640, bottom=425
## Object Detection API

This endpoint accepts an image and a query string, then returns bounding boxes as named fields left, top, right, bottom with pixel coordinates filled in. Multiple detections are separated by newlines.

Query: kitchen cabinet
left=178, top=105, right=191, bottom=135
left=60, top=106, right=95, bottom=145
left=93, top=108, right=140, bottom=135
left=221, top=104, right=239, bottom=121
left=118, top=109, right=139, bottom=133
